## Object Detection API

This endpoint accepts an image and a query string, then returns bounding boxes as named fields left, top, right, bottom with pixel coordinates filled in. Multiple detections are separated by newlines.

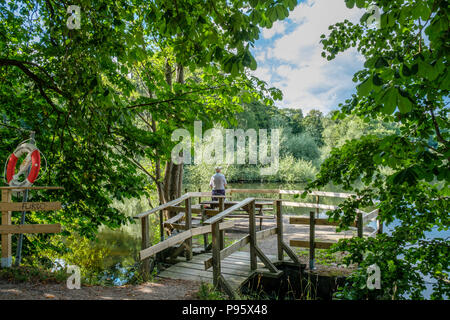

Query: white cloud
left=261, top=21, right=287, bottom=39
left=252, top=66, right=271, bottom=82
left=253, top=0, right=366, bottom=114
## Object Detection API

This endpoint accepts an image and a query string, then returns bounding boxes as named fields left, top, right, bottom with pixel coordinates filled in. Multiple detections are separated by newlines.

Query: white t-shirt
left=210, top=173, right=227, bottom=190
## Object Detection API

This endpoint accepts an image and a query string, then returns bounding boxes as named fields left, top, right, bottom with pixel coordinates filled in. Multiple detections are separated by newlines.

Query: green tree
left=280, top=108, right=304, bottom=134
left=307, top=0, right=449, bottom=299
left=0, top=0, right=296, bottom=244
left=302, top=109, right=325, bottom=146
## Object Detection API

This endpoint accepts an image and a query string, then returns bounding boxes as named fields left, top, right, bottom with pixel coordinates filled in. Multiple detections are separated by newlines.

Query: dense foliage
left=0, top=0, right=295, bottom=243
left=306, top=0, right=449, bottom=299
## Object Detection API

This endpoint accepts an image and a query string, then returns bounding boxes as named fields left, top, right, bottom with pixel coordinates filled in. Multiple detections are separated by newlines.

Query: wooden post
left=357, top=211, right=363, bottom=238
left=141, top=216, right=150, bottom=279
left=249, top=200, right=257, bottom=271
left=309, top=211, right=315, bottom=270
left=276, top=200, right=283, bottom=261
left=316, top=195, right=320, bottom=219
left=258, top=206, right=263, bottom=231
left=376, top=217, right=383, bottom=235
left=376, top=209, right=383, bottom=235
left=159, top=209, right=164, bottom=242
left=1, top=190, right=12, bottom=268
left=185, top=197, right=192, bottom=260
left=200, top=205, right=208, bottom=251
left=218, top=197, right=225, bottom=250
left=198, top=187, right=201, bottom=204
left=211, top=221, right=221, bottom=288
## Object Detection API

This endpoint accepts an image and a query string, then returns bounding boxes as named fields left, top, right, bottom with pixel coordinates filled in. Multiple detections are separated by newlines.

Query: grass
left=295, top=248, right=345, bottom=267
left=0, top=265, right=68, bottom=284
left=196, top=282, right=228, bottom=300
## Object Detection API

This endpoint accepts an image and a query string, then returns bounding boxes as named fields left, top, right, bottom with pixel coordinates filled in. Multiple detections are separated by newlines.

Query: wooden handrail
left=135, top=189, right=363, bottom=220
left=363, top=208, right=379, bottom=223
left=134, top=193, right=191, bottom=219
left=134, top=192, right=232, bottom=219
left=289, top=216, right=358, bottom=227
left=203, top=198, right=255, bottom=225
left=188, top=192, right=230, bottom=198
left=282, top=201, right=339, bottom=210
left=228, top=188, right=355, bottom=199
left=139, top=220, right=235, bottom=260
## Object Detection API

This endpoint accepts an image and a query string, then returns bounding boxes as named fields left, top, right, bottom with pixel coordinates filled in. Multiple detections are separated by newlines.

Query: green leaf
left=357, top=77, right=373, bottom=96
left=372, top=74, right=383, bottom=86
left=416, top=1, right=431, bottom=21
left=345, top=0, right=356, bottom=9
left=397, top=92, right=412, bottom=113
left=411, top=63, right=419, bottom=75
left=375, top=57, right=389, bottom=69
left=418, top=61, right=439, bottom=81
left=381, top=87, right=398, bottom=114
left=288, top=0, right=297, bottom=11
left=355, top=0, right=365, bottom=9
left=402, top=64, right=411, bottom=77
left=249, top=55, right=257, bottom=71
left=441, top=70, right=450, bottom=90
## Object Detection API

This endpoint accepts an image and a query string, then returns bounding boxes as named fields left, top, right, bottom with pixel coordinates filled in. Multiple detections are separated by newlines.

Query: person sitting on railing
left=210, top=166, right=227, bottom=203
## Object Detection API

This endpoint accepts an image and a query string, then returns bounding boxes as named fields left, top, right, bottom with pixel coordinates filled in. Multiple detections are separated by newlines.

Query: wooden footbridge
left=134, top=189, right=382, bottom=298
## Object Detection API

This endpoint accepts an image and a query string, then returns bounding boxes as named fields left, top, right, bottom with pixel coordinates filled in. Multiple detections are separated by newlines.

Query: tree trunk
left=161, top=62, right=185, bottom=218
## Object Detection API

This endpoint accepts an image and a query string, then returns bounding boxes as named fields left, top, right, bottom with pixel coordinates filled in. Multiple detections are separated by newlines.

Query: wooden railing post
left=218, top=197, right=225, bottom=250
left=198, top=187, right=202, bottom=204
left=200, top=204, right=208, bottom=251
left=185, top=197, right=193, bottom=260
left=249, top=199, right=257, bottom=271
left=1, top=190, right=12, bottom=268
left=211, top=221, right=221, bottom=288
left=316, top=195, right=320, bottom=219
left=357, top=211, right=363, bottom=238
left=276, top=200, right=283, bottom=261
left=159, top=209, right=164, bottom=242
left=141, top=216, right=150, bottom=279
left=376, top=214, right=383, bottom=235
left=309, top=211, right=315, bottom=270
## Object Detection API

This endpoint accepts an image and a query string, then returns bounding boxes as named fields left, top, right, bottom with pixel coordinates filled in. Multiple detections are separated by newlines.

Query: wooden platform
left=158, top=251, right=280, bottom=290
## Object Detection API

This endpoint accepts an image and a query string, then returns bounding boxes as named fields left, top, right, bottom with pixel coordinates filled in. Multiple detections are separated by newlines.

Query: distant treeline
left=184, top=101, right=398, bottom=184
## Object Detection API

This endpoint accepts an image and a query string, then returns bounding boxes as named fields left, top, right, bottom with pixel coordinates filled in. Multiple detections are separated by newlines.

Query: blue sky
left=251, top=0, right=367, bottom=114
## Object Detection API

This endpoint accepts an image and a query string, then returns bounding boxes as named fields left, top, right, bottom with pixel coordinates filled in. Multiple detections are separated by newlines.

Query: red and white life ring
left=6, top=143, right=41, bottom=187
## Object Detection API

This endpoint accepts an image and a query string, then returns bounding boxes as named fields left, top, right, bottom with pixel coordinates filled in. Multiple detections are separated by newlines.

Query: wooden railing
left=134, top=192, right=226, bottom=277
left=200, top=198, right=300, bottom=298
left=133, top=188, right=383, bottom=293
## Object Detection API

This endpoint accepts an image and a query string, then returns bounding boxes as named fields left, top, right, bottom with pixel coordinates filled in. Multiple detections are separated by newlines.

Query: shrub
left=282, top=133, right=321, bottom=161
left=275, top=156, right=318, bottom=183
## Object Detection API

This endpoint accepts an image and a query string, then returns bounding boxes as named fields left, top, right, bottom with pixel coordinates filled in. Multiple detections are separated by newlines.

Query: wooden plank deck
left=157, top=251, right=279, bottom=290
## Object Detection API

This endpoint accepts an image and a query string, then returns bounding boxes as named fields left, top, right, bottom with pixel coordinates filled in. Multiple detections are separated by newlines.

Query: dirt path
left=0, top=278, right=201, bottom=300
